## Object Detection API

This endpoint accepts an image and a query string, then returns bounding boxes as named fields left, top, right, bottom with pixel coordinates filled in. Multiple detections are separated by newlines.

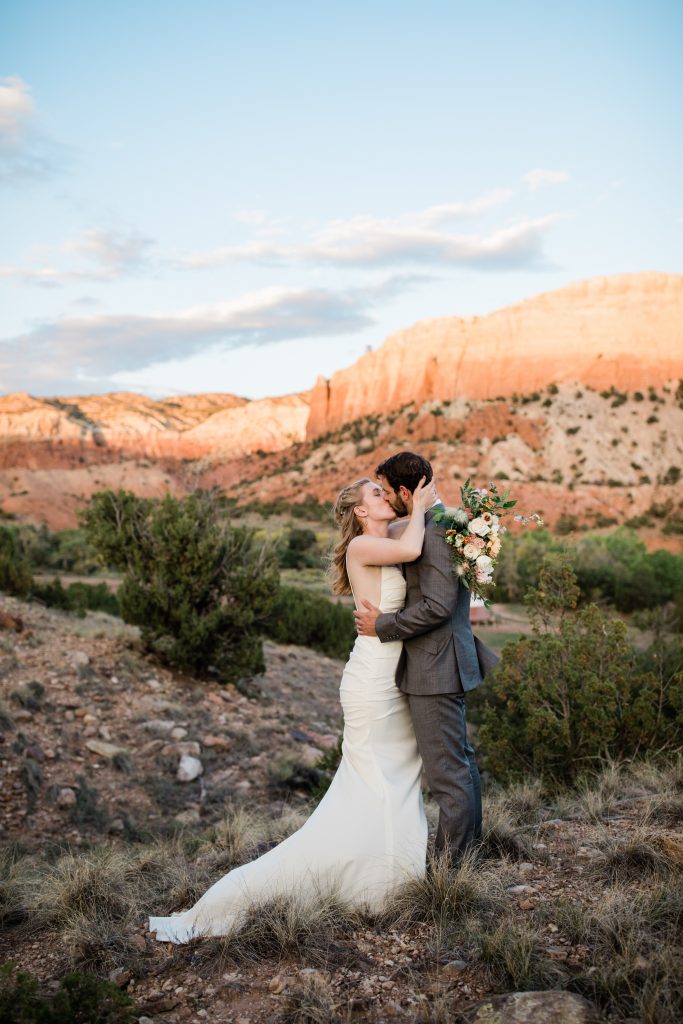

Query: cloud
left=0, top=75, right=69, bottom=183
left=1, top=229, right=155, bottom=286
left=0, top=276, right=420, bottom=393
left=179, top=190, right=559, bottom=271
left=64, top=229, right=154, bottom=272
left=0, top=76, right=33, bottom=145
left=523, top=168, right=570, bottom=190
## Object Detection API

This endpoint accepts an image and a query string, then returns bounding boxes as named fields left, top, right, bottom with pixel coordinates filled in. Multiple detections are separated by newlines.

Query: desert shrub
left=555, top=513, right=579, bottom=535
left=0, top=964, right=134, bottom=1023
left=493, top=528, right=563, bottom=602
left=21, top=525, right=101, bottom=575
left=479, top=555, right=683, bottom=785
left=82, top=489, right=279, bottom=682
left=277, top=528, right=321, bottom=570
left=0, top=526, right=33, bottom=597
left=265, top=585, right=355, bottom=659
left=495, top=527, right=683, bottom=611
left=32, top=578, right=120, bottom=617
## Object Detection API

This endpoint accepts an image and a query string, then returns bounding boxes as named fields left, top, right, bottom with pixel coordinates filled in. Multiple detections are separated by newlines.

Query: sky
left=1, top=0, right=681, bottom=400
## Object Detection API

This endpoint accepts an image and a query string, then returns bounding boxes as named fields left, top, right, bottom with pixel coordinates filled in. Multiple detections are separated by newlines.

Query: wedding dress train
left=149, top=565, right=427, bottom=943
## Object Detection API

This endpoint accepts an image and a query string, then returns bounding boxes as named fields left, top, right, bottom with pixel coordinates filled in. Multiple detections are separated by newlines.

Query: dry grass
left=198, top=805, right=307, bottom=872
left=380, top=849, right=508, bottom=933
left=278, top=973, right=349, bottom=1024
left=189, top=892, right=361, bottom=972
left=592, top=825, right=675, bottom=884
left=472, top=915, right=567, bottom=991
left=556, top=880, right=683, bottom=1024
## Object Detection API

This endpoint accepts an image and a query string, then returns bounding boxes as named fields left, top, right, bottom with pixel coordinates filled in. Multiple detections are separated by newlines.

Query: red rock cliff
left=306, top=273, right=683, bottom=437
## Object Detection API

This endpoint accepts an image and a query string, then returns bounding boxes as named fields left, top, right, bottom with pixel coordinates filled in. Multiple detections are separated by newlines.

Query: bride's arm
left=347, top=478, right=435, bottom=567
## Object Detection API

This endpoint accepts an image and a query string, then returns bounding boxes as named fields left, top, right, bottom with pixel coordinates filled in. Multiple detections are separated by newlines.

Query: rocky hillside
left=1, top=598, right=681, bottom=1024
left=1, top=273, right=682, bottom=536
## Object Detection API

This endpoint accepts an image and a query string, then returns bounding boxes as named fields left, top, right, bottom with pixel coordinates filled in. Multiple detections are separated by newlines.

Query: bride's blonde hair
left=328, top=477, right=372, bottom=596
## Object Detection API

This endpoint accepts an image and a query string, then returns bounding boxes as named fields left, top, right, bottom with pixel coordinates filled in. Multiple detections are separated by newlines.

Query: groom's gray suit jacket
left=375, top=504, right=498, bottom=695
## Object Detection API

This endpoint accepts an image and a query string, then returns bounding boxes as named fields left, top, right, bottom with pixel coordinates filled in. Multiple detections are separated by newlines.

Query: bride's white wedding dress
left=149, top=565, right=427, bottom=943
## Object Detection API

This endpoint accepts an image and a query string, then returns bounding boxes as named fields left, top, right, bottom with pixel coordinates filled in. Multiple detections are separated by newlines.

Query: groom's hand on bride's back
left=354, top=599, right=381, bottom=636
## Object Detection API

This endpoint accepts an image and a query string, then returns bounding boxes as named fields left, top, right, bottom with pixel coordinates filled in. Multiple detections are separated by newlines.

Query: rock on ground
left=458, top=990, right=603, bottom=1024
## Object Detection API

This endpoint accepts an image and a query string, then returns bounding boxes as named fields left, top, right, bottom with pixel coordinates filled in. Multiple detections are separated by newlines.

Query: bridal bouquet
left=433, top=479, right=543, bottom=605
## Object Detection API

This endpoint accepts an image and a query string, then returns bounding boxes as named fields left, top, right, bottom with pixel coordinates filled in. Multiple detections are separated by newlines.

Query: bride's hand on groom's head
left=412, top=476, right=437, bottom=511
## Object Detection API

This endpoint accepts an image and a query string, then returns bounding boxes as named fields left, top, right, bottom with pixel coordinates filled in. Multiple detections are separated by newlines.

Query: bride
left=148, top=474, right=436, bottom=943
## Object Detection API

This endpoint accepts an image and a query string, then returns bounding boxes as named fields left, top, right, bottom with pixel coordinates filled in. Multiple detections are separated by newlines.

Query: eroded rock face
left=0, top=391, right=308, bottom=460
left=307, top=273, right=683, bottom=437
left=459, top=990, right=603, bottom=1024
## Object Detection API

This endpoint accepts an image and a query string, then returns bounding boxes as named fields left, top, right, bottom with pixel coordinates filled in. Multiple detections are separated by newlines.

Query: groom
left=354, top=450, right=497, bottom=860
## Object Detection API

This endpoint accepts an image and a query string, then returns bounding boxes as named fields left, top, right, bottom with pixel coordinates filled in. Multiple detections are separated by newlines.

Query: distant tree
left=82, top=489, right=279, bottom=682
left=0, top=527, right=33, bottom=598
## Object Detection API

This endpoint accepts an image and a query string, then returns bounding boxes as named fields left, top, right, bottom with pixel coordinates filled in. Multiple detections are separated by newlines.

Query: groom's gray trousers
left=376, top=505, right=493, bottom=858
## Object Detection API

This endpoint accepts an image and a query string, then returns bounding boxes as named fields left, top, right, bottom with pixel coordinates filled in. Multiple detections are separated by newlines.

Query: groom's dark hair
left=376, top=451, right=433, bottom=493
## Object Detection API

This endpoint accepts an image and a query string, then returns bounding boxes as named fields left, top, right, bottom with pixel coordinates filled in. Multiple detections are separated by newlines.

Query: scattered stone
left=56, top=787, right=77, bottom=809
left=296, top=743, right=324, bottom=768
left=443, top=959, right=468, bottom=976
left=142, top=719, right=177, bottom=734
left=56, top=696, right=81, bottom=709
left=268, top=975, right=285, bottom=994
left=576, top=846, right=605, bottom=861
left=162, top=740, right=201, bottom=758
left=518, top=861, right=535, bottom=876
left=13, top=710, right=32, bottom=723
left=170, top=726, right=188, bottom=741
left=506, top=884, right=537, bottom=895
left=177, top=755, right=203, bottom=782
left=108, top=967, right=131, bottom=988
left=539, top=818, right=566, bottom=829
left=24, top=745, right=45, bottom=762
left=67, top=650, right=90, bottom=668
left=140, top=739, right=166, bottom=756
left=458, top=990, right=602, bottom=1023
left=544, top=945, right=569, bottom=960
left=129, top=934, right=147, bottom=954
left=85, top=739, right=128, bottom=760
left=0, top=609, right=24, bottom=632
left=202, top=734, right=232, bottom=751
left=519, top=898, right=535, bottom=911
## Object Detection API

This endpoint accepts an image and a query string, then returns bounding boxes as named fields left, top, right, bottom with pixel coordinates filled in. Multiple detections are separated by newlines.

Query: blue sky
left=1, top=0, right=681, bottom=399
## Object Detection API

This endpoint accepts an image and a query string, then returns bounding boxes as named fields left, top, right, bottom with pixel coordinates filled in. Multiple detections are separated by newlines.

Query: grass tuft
left=278, top=973, right=347, bottom=1024
left=192, top=892, right=359, bottom=971
left=594, top=826, right=675, bottom=884
left=380, top=850, right=507, bottom=931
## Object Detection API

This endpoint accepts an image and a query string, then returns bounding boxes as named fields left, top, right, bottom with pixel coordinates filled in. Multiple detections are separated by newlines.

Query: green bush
left=0, top=963, right=134, bottom=1023
left=494, top=527, right=683, bottom=611
left=277, top=528, right=321, bottom=570
left=21, top=525, right=101, bottom=575
left=82, top=489, right=279, bottom=682
left=32, top=578, right=120, bottom=617
left=479, top=555, right=683, bottom=785
left=265, top=585, right=355, bottom=660
left=0, top=527, right=33, bottom=598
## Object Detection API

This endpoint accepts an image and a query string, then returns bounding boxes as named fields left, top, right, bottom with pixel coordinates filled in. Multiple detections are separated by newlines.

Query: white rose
left=469, top=517, right=490, bottom=537
left=476, top=554, right=493, bottom=571
left=463, top=543, right=480, bottom=559
left=475, top=568, right=492, bottom=584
